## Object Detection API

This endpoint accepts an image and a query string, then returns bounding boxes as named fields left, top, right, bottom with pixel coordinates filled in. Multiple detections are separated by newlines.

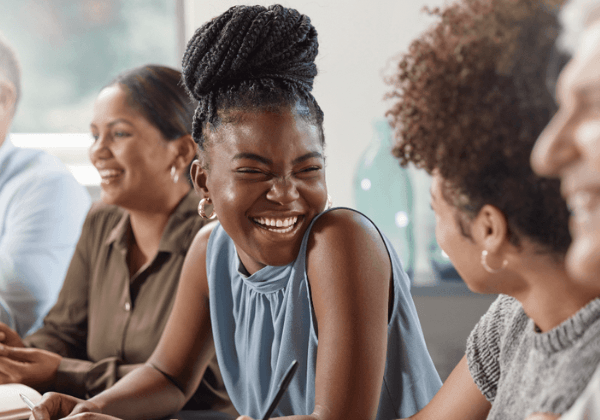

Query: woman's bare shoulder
left=189, top=220, right=219, bottom=256
left=309, top=208, right=384, bottom=250
left=307, top=208, right=390, bottom=278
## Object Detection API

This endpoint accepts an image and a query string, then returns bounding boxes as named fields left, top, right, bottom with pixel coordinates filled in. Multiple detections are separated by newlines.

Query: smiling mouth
left=567, top=191, right=600, bottom=231
left=252, top=216, right=301, bottom=233
left=97, top=169, right=124, bottom=184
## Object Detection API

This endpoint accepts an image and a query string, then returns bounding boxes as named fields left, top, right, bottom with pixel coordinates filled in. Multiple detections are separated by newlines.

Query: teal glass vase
left=424, top=197, right=461, bottom=281
left=353, top=120, right=414, bottom=280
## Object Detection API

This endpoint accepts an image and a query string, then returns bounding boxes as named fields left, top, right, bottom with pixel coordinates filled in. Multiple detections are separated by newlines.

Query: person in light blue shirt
left=0, top=32, right=90, bottom=336
left=27, top=6, right=440, bottom=420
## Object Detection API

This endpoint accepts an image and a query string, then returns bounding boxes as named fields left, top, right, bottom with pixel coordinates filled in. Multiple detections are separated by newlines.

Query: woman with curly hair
left=29, top=5, right=441, bottom=420
left=387, top=0, right=600, bottom=419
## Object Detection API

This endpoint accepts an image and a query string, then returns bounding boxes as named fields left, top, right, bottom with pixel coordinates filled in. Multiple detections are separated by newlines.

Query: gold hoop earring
left=170, top=165, right=179, bottom=184
left=481, top=250, right=507, bottom=274
left=198, top=198, right=217, bottom=220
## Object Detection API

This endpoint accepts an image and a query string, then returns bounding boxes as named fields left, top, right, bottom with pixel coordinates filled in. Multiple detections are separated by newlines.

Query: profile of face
left=193, top=108, right=327, bottom=274
left=89, top=84, right=180, bottom=210
left=430, top=174, right=485, bottom=291
left=430, top=173, right=514, bottom=294
left=531, top=19, right=600, bottom=283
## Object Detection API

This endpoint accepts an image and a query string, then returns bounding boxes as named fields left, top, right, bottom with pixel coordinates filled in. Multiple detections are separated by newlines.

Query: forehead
left=209, top=110, right=322, bottom=154
left=559, top=20, right=600, bottom=94
left=93, top=86, right=131, bottom=114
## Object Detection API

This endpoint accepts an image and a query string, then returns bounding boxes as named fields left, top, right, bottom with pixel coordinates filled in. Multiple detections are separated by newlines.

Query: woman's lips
left=97, top=169, right=125, bottom=184
left=567, top=190, right=600, bottom=232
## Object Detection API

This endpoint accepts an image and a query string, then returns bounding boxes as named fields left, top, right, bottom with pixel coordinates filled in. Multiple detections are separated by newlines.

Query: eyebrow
left=90, top=119, right=135, bottom=130
left=232, top=151, right=324, bottom=165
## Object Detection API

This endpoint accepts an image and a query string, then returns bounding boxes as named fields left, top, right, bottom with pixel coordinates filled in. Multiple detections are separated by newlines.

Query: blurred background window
left=1, top=0, right=182, bottom=133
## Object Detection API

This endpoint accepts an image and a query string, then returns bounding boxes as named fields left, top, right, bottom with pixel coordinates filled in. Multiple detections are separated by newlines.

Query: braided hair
left=182, top=4, right=324, bottom=151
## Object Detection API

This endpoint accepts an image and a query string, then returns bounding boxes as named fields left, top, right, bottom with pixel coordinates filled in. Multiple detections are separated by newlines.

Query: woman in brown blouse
left=0, top=65, right=233, bottom=414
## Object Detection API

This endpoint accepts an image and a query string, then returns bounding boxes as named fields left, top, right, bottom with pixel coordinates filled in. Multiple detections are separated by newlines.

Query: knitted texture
left=181, top=4, right=321, bottom=149
left=467, top=294, right=600, bottom=418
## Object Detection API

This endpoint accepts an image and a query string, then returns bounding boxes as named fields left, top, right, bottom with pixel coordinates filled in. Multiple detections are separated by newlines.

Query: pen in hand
left=262, top=360, right=299, bottom=420
left=20, top=392, right=36, bottom=410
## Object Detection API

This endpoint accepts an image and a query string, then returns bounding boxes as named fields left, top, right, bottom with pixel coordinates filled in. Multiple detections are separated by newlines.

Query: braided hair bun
left=182, top=4, right=322, bottom=149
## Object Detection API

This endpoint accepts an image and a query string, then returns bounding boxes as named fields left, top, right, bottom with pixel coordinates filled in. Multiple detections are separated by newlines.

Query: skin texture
left=0, top=83, right=196, bottom=393
left=531, top=19, right=600, bottom=285
left=400, top=173, right=600, bottom=420
left=29, top=109, right=393, bottom=420
left=0, top=72, right=16, bottom=148
left=527, top=15, right=600, bottom=420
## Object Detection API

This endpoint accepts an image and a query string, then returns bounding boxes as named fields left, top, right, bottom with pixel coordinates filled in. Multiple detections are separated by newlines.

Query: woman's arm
left=407, top=356, right=491, bottom=420
left=306, top=209, right=392, bottom=420
left=31, top=223, right=219, bottom=420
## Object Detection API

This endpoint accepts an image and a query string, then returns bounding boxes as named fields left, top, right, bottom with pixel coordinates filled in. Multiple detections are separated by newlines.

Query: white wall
left=183, top=0, right=445, bottom=208
left=182, top=0, right=447, bottom=283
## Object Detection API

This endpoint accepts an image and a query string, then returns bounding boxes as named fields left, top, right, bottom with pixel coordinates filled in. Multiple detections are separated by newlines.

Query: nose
left=89, top=133, right=112, bottom=164
left=531, top=110, right=580, bottom=178
left=266, top=175, right=300, bottom=204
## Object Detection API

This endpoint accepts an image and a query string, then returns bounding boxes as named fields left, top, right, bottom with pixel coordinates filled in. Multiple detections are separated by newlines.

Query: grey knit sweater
left=466, top=294, right=600, bottom=419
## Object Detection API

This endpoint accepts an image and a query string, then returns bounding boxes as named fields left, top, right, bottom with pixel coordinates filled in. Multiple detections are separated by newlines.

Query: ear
left=169, top=134, right=197, bottom=170
left=190, top=159, right=209, bottom=197
left=472, top=204, right=509, bottom=253
left=0, top=79, right=16, bottom=117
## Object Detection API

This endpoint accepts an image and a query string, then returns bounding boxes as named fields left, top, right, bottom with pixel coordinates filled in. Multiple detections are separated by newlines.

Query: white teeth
left=568, top=191, right=600, bottom=230
left=98, top=169, right=124, bottom=178
left=252, top=216, right=298, bottom=232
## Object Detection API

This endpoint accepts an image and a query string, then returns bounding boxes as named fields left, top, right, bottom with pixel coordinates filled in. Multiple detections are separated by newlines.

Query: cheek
left=566, top=232, right=600, bottom=283
left=574, top=120, right=600, bottom=170
left=435, top=217, right=452, bottom=253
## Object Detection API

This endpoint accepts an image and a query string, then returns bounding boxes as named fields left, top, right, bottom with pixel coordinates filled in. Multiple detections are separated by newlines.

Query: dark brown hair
left=108, top=65, right=196, bottom=141
left=387, top=0, right=571, bottom=255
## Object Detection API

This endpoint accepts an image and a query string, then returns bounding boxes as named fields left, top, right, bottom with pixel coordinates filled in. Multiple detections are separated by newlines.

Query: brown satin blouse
left=23, top=191, right=234, bottom=414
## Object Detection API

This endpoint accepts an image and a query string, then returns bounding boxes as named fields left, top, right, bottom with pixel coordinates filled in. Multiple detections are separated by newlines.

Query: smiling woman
left=386, top=0, right=600, bottom=419
left=28, top=5, right=441, bottom=420
left=0, top=65, right=233, bottom=416
left=195, top=110, right=327, bottom=272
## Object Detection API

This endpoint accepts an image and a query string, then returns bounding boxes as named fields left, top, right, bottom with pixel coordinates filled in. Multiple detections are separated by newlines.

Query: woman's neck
left=509, top=256, right=600, bottom=332
left=127, top=188, right=190, bottom=275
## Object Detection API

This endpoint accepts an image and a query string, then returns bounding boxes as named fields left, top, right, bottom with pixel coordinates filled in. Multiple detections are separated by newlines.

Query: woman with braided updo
left=29, top=5, right=440, bottom=420
left=387, top=1, right=600, bottom=419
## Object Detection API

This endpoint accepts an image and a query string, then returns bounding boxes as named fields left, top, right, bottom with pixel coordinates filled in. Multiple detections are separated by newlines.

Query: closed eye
left=295, top=166, right=322, bottom=178
left=235, top=168, right=271, bottom=181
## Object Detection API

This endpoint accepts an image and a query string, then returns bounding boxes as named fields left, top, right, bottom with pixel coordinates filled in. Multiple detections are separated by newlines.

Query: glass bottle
left=424, top=195, right=461, bottom=281
left=353, top=120, right=414, bottom=280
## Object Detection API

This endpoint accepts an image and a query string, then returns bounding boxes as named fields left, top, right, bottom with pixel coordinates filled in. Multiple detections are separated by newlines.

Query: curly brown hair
left=386, top=0, right=571, bottom=255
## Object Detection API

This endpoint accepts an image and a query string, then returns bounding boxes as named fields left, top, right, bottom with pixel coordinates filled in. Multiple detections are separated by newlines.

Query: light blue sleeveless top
left=206, top=208, right=441, bottom=419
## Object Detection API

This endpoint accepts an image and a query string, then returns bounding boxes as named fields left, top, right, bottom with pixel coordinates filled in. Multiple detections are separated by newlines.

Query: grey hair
left=557, top=0, right=600, bottom=52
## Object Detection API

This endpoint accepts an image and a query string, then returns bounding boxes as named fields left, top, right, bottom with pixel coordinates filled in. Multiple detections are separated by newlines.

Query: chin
left=461, top=275, right=498, bottom=295
left=566, top=237, right=600, bottom=284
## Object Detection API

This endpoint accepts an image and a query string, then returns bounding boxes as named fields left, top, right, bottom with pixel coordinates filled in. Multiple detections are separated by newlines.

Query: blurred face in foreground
left=532, top=17, right=600, bottom=283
